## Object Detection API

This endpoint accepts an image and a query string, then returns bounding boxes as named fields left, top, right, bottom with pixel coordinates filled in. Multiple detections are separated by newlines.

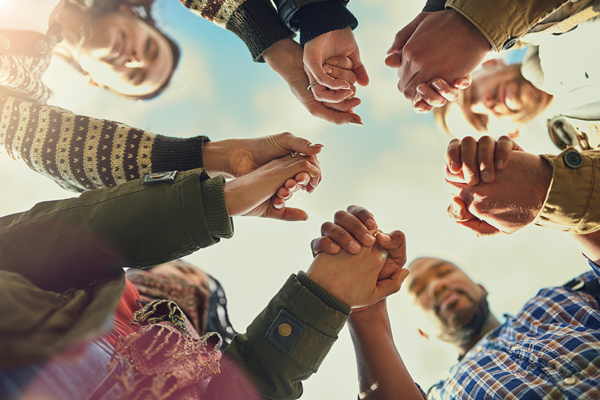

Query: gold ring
left=372, top=231, right=378, bottom=237
left=290, top=151, right=298, bottom=158
left=307, top=82, right=318, bottom=92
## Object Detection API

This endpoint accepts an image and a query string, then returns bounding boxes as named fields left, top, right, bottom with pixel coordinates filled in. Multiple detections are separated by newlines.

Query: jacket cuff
left=423, top=0, right=446, bottom=12
left=225, top=0, right=296, bottom=62
left=199, top=175, right=234, bottom=239
left=534, top=148, right=600, bottom=233
left=296, top=1, right=358, bottom=46
left=445, top=0, right=564, bottom=51
left=151, top=135, right=209, bottom=172
left=297, top=271, right=351, bottom=315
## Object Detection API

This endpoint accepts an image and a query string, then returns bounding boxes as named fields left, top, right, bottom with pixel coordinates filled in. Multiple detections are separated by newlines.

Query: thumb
left=304, top=53, right=351, bottom=90
left=350, top=54, right=369, bottom=87
left=376, top=268, right=409, bottom=298
left=279, top=132, right=324, bottom=156
left=385, top=52, right=402, bottom=68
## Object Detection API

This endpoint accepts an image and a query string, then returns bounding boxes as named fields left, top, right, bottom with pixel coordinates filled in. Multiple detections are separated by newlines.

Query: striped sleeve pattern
left=0, top=96, right=207, bottom=192
left=179, top=0, right=294, bottom=61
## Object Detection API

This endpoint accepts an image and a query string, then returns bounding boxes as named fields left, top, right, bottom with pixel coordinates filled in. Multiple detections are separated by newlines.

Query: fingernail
left=298, top=179, right=308, bottom=186
left=309, top=143, right=324, bottom=148
left=364, top=233, right=375, bottom=244
left=349, top=118, right=363, bottom=125
left=274, top=202, right=284, bottom=210
left=366, top=218, right=377, bottom=230
left=379, top=233, right=391, bottom=242
left=330, top=243, right=340, bottom=251
left=432, top=80, right=442, bottom=90
left=324, top=66, right=333, bottom=74
left=416, top=85, right=427, bottom=96
left=328, top=59, right=338, bottom=65
left=496, top=160, right=504, bottom=169
left=481, top=171, right=492, bottom=182
left=349, top=241, right=360, bottom=252
left=451, top=162, right=460, bottom=172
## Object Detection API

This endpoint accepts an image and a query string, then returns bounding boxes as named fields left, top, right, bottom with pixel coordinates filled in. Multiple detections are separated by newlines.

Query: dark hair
left=63, top=0, right=182, bottom=100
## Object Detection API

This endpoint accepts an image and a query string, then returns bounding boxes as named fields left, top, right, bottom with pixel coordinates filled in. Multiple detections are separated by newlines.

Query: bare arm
left=349, top=301, right=426, bottom=400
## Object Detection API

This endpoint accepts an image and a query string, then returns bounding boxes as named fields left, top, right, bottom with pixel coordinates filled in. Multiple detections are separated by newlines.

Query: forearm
left=446, top=0, right=569, bottom=51
left=207, top=272, right=350, bottom=400
left=0, top=168, right=232, bottom=292
left=0, top=95, right=208, bottom=192
left=178, top=0, right=294, bottom=62
left=534, top=149, right=600, bottom=233
left=349, top=303, right=426, bottom=400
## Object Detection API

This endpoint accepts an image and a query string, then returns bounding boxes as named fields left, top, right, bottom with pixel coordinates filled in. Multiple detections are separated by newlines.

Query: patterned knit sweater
left=0, top=0, right=294, bottom=192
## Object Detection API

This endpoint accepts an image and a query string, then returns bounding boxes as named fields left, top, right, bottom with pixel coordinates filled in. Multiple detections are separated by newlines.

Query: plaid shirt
left=427, top=264, right=600, bottom=399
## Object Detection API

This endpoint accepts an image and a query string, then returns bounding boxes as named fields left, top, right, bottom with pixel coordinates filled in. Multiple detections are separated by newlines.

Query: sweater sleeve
left=0, top=168, right=233, bottom=292
left=294, top=0, right=358, bottom=46
left=177, top=0, right=295, bottom=62
left=445, top=0, right=570, bottom=51
left=0, top=95, right=208, bottom=192
left=206, top=272, right=350, bottom=400
left=534, top=148, right=600, bottom=233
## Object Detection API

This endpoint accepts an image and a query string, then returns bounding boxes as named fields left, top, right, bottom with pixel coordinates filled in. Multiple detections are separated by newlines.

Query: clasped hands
left=444, top=135, right=552, bottom=236
left=307, top=206, right=409, bottom=310
left=204, top=132, right=323, bottom=221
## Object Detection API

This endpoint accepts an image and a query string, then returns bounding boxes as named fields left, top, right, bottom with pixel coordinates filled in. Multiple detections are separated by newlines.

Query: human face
left=76, top=8, right=173, bottom=98
left=447, top=61, right=551, bottom=137
left=406, top=258, right=489, bottom=344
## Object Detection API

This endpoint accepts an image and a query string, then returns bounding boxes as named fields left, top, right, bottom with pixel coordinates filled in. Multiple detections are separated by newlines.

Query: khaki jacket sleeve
left=0, top=168, right=232, bottom=292
left=445, top=0, right=569, bottom=51
left=534, top=148, right=600, bottom=233
left=206, top=272, right=350, bottom=400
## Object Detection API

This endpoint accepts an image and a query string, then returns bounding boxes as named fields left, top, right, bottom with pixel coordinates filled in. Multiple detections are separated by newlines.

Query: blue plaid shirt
left=427, top=263, right=600, bottom=399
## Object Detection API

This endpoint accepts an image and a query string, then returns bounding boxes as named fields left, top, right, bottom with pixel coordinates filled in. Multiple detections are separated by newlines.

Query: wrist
left=263, top=39, right=302, bottom=81
left=203, top=140, right=236, bottom=179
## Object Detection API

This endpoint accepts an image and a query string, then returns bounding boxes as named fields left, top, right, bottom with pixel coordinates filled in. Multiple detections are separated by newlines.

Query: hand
left=385, top=10, right=489, bottom=106
left=311, top=205, right=383, bottom=256
left=304, top=27, right=369, bottom=91
left=446, top=136, right=524, bottom=186
left=445, top=151, right=552, bottom=234
left=204, top=132, right=322, bottom=191
left=263, top=39, right=362, bottom=125
left=223, top=153, right=321, bottom=221
left=307, top=233, right=409, bottom=309
left=412, top=75, right=471, bottom=113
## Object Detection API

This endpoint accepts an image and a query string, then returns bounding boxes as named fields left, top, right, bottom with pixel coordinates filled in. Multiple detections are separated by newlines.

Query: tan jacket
left=445, top=0, right=600, bottom=51
left=536, top=148, right=600, bottom=233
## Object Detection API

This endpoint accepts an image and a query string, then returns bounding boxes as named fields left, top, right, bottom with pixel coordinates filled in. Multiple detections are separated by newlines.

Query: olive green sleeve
left=207, top=272, right=350, bottom=399
left=0, top=168, right=232, bottom=292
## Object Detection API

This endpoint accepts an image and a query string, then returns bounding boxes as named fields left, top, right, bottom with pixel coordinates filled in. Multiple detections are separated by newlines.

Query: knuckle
left=334, top=210, right=348, bottom=221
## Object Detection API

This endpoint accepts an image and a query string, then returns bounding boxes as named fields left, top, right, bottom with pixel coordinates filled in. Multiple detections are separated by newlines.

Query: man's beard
left=437, top=293, right=490, bottom=348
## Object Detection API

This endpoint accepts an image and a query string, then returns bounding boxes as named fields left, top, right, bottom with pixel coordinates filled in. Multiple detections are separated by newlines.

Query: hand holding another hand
left=385, top=10, right=489, bottom=109
left=223, top=152, right=321, bottom=221
left=308, top=206, right=409, bottom=309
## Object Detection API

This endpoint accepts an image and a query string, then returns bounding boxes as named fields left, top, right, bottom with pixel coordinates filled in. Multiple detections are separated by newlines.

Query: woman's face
left=76, top=6, right=174, bottom=98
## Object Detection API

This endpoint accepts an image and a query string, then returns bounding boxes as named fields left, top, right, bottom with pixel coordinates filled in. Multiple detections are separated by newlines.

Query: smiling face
left=75, top=6, right=174, bottom=98
left=406, top=257, right=490, bottom=346
left=437, top=60, right=553, bottom=138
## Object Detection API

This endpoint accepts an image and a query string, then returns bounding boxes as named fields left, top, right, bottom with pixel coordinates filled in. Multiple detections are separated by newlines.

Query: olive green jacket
left=0, top=169, right=349, bottom=399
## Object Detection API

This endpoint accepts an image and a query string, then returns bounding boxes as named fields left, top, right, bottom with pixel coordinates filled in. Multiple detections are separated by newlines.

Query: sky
left=0, top=1, right=592, bottom=399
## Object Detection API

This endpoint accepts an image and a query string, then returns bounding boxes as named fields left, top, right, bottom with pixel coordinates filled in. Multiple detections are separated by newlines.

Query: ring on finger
left=307, top=82, right=318, bottom=92
left=290, top=151, right=298, bottom=158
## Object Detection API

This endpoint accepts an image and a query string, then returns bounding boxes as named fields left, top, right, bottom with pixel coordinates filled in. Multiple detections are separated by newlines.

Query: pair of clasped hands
left=270, top=9, right=492, bottom=123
